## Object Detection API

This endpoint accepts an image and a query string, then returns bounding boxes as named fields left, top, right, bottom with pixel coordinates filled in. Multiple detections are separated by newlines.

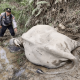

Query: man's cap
left=6, top=8, right=11, bottom=12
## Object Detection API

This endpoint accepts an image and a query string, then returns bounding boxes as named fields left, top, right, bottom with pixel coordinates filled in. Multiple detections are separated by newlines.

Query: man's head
left=5, top=8, right=11, bottom=16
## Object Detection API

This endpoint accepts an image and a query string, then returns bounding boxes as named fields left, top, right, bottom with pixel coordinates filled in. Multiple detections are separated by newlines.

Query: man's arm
left=0, top=12, right=5, bottom=28
left=0, top=14, right=2, bottom=28
left=12, top=16, right=17, bottom=33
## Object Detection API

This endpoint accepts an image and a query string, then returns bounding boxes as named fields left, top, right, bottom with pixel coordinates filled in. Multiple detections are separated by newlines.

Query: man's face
left=6, top=11, right=11, bottom=16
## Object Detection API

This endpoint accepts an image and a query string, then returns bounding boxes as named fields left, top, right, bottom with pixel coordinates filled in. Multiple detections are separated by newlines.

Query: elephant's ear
left=21, top=32, right=35, bottom=44
left=21, top=32, right=29, bottom=41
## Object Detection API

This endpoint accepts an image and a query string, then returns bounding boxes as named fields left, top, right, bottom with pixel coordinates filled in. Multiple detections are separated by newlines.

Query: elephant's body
left=20, top=25, right=78, bottom=68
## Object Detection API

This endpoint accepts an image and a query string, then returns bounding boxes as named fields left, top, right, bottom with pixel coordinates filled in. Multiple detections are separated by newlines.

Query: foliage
left=28, top=0, right=34, bottom=5
left=32, top=7, right=38, bottom=15
left=7, top=0, right=22, bottom=2
left=15, top=0, right=22, bottom=2
left=17, top=0, right=34, bottom=30
left=35, top=9, right=42, bottom=17
left=16, top=51, right=26, bottom=66
left=32, top=1, right=49, bottom=17
left=20, top=0, right=33, bottom=6
left=20, top=1, right=26, bottom=6
left=37, top=1, right=49, bottom=5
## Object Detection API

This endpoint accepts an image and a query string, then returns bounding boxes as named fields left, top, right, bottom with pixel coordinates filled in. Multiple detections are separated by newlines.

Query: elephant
left=9, top=25, right=80, bottom=74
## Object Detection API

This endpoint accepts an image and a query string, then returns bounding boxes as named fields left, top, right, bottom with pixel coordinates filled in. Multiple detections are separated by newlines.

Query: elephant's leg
left=43, top=48, right=78, bottom=74
left=53, top=48, right=77, bottom=62
left=52, top=59, right=67, bottom=69
left=51, top=51, right=77, bottom=69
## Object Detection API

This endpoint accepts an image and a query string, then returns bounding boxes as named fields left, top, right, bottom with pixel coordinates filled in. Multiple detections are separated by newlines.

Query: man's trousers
left=0, top=25, right=15, bottom=37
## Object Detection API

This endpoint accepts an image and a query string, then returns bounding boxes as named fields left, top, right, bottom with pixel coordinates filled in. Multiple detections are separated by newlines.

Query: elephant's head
left=8, top=37, right=24, bottom=52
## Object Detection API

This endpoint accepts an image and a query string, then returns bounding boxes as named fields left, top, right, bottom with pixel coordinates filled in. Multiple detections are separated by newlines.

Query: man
left=0, top=8, right=17, bottom=37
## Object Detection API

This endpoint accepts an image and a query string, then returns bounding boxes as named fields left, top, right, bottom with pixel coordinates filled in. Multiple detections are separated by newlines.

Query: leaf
left=32, top=8, right=38, bottom=15
left=35, top=9, right=42, bottom=17
left=20, top=2, right=26, bottom=6
left=29, top=0, right=33, bottom=5
left=37, top=1, right=49, bottom=5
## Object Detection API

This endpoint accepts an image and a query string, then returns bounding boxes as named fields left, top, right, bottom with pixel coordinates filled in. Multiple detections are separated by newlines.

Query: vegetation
left=0, top=0, right=34, bottom=35
left=0, top=0, right=52, bottom=34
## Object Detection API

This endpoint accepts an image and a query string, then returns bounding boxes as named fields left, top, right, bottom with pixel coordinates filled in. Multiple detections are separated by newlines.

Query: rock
left=0, top=48, right=9, bottom=63
left=15, top=69, right=25, bottom=77
left=0, top=47, right=14, bottom=79
left=0, top=63, right=3, bottom=72
left=8, top=45, right=21, bottom=53
left=52, top=8, right=56, bottom=12
left=36, top=69, right=44, bottom=74
left=58, top=23, right=66, bottom=30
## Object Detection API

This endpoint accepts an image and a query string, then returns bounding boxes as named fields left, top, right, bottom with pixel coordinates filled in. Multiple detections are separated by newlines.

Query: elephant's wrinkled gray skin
left=9, top=25, right=80, bottom=74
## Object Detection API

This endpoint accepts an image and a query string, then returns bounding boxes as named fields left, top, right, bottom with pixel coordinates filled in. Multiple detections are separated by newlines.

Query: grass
left=16, top=52, right=26, bottom=66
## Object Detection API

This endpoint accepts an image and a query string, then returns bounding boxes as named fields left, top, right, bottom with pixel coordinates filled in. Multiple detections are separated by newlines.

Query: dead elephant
left=9, top=25, right=80, bottom=74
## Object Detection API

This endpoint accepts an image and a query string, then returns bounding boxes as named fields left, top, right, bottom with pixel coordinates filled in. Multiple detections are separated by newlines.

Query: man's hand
left=14, top=28, right=17, bottom=33
left=0, top=26, right=2, bottom=29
